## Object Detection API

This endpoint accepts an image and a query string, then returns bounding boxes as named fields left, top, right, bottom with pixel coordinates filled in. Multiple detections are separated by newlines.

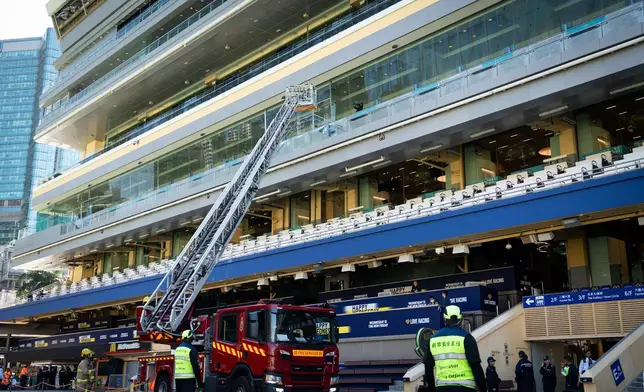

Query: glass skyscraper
left=0, top=28, right=79, bottom=244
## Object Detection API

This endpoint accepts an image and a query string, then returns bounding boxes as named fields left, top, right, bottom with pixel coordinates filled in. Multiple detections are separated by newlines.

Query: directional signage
left=611, top=359, right=625, bottom=386
left=523, top=287, right=644, bottom=308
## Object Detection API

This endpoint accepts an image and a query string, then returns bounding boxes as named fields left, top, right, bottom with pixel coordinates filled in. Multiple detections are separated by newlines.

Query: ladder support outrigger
left=139, top=85, right=317, bottom=333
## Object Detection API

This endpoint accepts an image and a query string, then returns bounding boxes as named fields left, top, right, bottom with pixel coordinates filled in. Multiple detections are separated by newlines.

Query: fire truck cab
left=137, top=301, right=339, bottom=392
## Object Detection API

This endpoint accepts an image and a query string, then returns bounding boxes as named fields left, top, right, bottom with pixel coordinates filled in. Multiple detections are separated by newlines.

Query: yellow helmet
left=81, top=348, right=92, bottom=357
left=143, top=296, right=150, bottom=303
left=181, top=330, right=193, bottom=340
left=444, top=305, right=463, bottom=320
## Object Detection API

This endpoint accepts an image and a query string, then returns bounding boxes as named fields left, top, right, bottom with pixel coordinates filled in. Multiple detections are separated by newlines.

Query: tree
left=17, top=270, right=60, bottom=296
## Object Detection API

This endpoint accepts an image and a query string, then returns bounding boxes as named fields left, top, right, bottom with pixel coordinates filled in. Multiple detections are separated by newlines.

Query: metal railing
left=45, top=0, right=179, bottom=94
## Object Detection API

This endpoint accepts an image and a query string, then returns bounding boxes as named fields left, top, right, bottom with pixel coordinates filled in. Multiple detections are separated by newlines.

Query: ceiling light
left=616, top=127, right=625, bottom=131
left=470, top=128, right=496, bottom=138
left=224, top=45, right=231, bottom=50
left=310, top=180, right=327, bottom=187
left=106, top=243, right=116, bottom=249
left=539, top=105, right=568, bottom=117
left=489, top=140, right=496, bottom=144
left=294, top=271, right=308, bottom=280
left=139, top=233, right=149, bottom=239
left=452, top=244, right=469, bottom=254
left=597, top=137, right=609, bottom=146
left=481, top=168, right=495, bottom=175
left=156, top=228, right=166, bottom=234
left=610, top=82, right=644, bottom=95
left=522, top=138, right=533, bottom=142
left=179, top=220, right=191, bottom=226
left=537, top=232, right=555, bottom=241
left=420, top=144, right=444, bottom=153
left=124, top=238, right=134, bottom=243
left=341, top=264, right=356, bottom=273
left=277, top=191, right=292, bottom=197
left=373, top=196, right=387, bottom=201
left=606, top=105, right=617, bottom=110
left=538, top=147, right=552, bottom=157
left=192, top=217, right=204, bottom=224
left=636, top=96, right=644, bottom=101
left=339, top=171, right=356, bottom=178
left=372, top=160, right=392, bottom=169
left=618, top=111, right=628, bottom=115
left=398, top=254, right=414, bottom=263
left=437, top=175, right=446, bottom=182
left=510, top=134, right=519, bottom=138
left=89, top=248, right=98, bottom=253
left=253, top=189, right=281, bottom=201
left=346, top=156, right=385, bottom=172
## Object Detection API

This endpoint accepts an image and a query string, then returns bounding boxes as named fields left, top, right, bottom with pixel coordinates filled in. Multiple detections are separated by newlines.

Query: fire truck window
left=218, top=313, right=238, bottom=343
left=246, top=310, right=266, bottom=341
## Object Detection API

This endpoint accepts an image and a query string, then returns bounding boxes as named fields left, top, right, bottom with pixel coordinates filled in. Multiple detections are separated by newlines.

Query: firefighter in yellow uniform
left=76, top=348, right=96, bottom=392
left=423, top=305, right=487, bottom=392
left=174, top=330, right=203, bottom=392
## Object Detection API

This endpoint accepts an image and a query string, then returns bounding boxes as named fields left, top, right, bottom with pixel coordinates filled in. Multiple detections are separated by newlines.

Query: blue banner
left=522, top=286, right=644, bottom=308
left=17, top=327, right=137, bottom=351
left=320, top=267, right=517, bottom=302
left=333, top=286, right=498, bottom=314
left=337, top=306, right=443, bottom=339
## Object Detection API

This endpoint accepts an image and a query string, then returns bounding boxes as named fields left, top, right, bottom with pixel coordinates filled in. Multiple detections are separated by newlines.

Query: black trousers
left=176, top=378, right=196, bottom=392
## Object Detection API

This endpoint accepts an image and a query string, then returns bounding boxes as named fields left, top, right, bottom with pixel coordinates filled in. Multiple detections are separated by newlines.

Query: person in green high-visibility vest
left=423, top=305, right=487, bottom=392
left=175, top=330, right=203, bottom=392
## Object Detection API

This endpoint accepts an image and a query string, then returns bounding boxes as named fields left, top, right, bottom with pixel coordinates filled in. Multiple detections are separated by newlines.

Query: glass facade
left=35, top=0, right=636, bottom=233
left=0, top=29, right=79, bottom=243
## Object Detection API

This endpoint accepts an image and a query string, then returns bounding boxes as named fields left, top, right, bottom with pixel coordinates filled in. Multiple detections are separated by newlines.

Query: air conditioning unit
left=257, top=278, right=269, bottom=287
left=295, top=271, right=308, bottom=280
left=368, top=260, right=382, bottom=269
left=341, top=264, right=356, bottom=273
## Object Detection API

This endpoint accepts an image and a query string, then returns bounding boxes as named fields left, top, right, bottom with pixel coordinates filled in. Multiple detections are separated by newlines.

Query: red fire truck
left=136, top=301, right=339, bottom=392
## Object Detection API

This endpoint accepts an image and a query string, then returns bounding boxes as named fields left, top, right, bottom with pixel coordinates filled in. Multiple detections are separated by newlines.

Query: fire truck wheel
left=154, top=374, right=171, bottom=392
left=232, top=376, right=252, bottom=392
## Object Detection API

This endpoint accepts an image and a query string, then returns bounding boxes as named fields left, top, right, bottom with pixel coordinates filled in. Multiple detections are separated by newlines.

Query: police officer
left=485, top=357, right=501, bottom=392
left=540, top=356, right=557, bottom=392
left=76, top=349, right=95, bottom=392
left=561, top=355, right=580, bottom=392
left=515, top=351, right=535, bottom=392
left=423, top=305, right=487, bottom=392
left=175, top=330, right=204, bottom=392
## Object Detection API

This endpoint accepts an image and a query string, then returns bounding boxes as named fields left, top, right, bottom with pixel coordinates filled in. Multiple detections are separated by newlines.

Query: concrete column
left=588, top=236, right=628, bottom=286
left=566, top=232, right=591, bottom=289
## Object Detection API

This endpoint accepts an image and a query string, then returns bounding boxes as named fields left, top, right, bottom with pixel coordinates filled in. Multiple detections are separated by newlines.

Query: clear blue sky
left=0, top=0, right=52, bottom=41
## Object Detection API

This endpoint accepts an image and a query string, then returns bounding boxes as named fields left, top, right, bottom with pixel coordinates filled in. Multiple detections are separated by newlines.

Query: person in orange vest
left=20, top=365, right=29, bottom=388
left=1, top=368, right=12, bottom=389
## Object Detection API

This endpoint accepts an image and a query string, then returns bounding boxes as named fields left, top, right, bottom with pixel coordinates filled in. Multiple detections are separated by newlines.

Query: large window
left=246, top=310, right=267, bottom=341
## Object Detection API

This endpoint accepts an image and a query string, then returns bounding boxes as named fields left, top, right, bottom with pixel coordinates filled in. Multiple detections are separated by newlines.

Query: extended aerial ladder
left=139, top=85, right=316, bottom=334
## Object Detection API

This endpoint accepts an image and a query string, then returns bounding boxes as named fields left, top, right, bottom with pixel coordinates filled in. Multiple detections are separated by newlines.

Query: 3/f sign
left=611, top=359, right=625, bottom=386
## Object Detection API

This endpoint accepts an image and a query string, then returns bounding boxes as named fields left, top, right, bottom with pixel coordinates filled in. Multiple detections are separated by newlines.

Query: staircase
left=624, top=372, right=644, bottom=392
left=339, top=360, right=417, bottom=392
